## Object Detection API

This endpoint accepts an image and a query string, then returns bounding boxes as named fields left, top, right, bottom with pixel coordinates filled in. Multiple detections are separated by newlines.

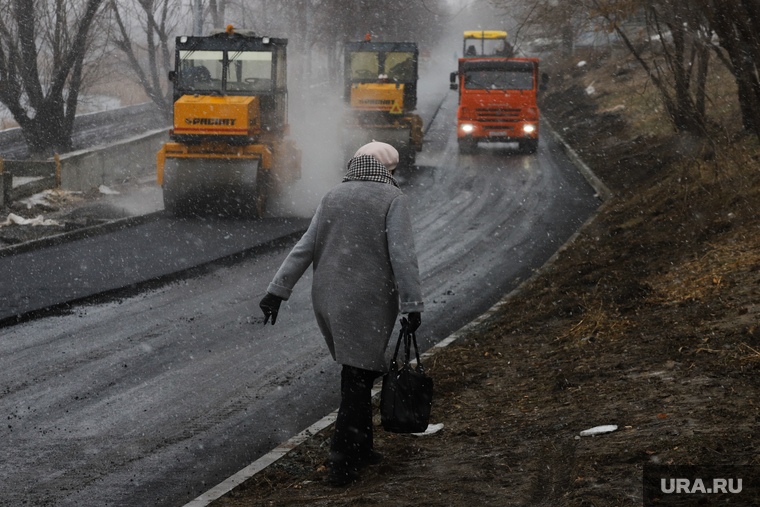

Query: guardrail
left=0, top=159, right=58, bottom=206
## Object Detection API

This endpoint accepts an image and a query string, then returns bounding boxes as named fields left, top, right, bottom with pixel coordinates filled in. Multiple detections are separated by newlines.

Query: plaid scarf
left=343, top=154, right=399, bottom=188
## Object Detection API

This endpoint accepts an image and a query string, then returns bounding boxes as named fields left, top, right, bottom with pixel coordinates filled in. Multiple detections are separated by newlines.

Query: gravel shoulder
left=0, top=176, right=163, bottom=250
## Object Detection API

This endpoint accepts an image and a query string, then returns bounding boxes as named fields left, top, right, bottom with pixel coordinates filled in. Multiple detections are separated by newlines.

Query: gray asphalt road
left=0, top=216, right=310, bottom=322
left=0, top=83, right=600, bottom=506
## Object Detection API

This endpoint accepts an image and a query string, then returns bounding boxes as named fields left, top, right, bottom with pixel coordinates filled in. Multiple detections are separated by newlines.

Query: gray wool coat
left=267, top=180, right=424, bottom=372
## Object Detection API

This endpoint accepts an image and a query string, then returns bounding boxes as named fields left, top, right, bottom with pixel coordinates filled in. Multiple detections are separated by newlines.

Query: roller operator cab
left=451, top=31, right=541, bottom=154
left=342, top=37, right=423, bottom=171
left=157, top=26, right=301, bottom=217
left=462, top=30, right=514, bottom=59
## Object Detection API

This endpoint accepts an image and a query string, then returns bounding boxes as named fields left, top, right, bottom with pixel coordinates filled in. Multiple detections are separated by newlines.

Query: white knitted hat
left=353, top=141, right=399, bottom=172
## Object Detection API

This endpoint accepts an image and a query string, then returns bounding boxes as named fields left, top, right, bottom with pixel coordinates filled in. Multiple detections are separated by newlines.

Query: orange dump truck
left=450, top=31, right=545, bottom=154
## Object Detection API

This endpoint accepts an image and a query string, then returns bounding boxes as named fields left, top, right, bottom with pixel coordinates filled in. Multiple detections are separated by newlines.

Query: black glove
left=406, top=312, right=421, bottom=333
left=259, top=293, right=283, bottom=325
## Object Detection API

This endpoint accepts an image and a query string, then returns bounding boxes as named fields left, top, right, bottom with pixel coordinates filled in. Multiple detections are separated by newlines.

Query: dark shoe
left=356, top=449, right=383, bottom=469
left=327, top=466, right=360, bottom=486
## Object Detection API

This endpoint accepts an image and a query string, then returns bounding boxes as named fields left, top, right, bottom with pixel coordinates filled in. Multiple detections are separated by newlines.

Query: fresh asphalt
left=0, top=77, right=601, bottom=506
left=0, top=215, right=310, bottom=323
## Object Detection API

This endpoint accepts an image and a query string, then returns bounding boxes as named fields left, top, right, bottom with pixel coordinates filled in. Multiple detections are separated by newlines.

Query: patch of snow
left=580, top=424, right=618, bottom=437
left=18, top=188, right=83, bottom=209
left=0, top=213, right=61, bottom=227
left=602, top=105, right=626, bottom=113
left=12, top=176, right=45, bottom=189
left=412, top=423, right=444, bottom=436
left=99, top=185, right=120, bottom=195
left=577, top=61, right=587, bottom=67
left=19, top=192, right=52, bottom=209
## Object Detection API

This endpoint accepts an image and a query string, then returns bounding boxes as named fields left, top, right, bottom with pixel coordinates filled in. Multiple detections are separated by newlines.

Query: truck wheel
left=458, top=138, right=477, bottom=154
left=161, top=157, right=263, bottom=218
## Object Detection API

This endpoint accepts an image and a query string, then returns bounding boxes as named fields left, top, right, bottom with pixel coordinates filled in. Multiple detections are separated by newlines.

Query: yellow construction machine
left=462, top=30, right=514, bottom=59
left=342, top=36, right=423, bottom=171
left=157, top=25, right=300, bottom=216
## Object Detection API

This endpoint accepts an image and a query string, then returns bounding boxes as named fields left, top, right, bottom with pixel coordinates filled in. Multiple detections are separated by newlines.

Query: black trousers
left=330, top=364, right=382, bottom=466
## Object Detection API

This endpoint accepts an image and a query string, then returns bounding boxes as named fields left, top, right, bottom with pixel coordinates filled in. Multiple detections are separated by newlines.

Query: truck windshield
left=464, top=69, right=533, bottom=90
left=178, top=50, right=223, bottom=92
left=227, top=51, right=273, bottom=92
left=385, top=52, right=415, bottom=81
left=350, top=51, right=416, bottom=81
left=464, top=39, right=509, bottom=57
left=350, top=52, right=380, bottom=79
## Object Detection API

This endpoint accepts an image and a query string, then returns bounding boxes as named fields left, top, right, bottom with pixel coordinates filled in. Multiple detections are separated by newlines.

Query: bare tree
left=109, top=0, right=179, bottom=121
left=593, top=0, right=711, bottom=134
left=497, top=0, right=714, bottom=135
left=0, top=0, right=108, bottom=157
left=220, top=0, right=449, bottom=82
left=106, top=0, right=449, bottom=115
left=208, top=0, right=226, bottom=30
left=492, top=0, right=589, bottom=55
left=695, top=0, right=760, bottom=138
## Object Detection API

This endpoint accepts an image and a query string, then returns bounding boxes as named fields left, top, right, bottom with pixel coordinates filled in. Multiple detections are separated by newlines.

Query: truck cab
left=168, top=30, right=290, bottom=143
left=451, top=32, right=540, bottom=154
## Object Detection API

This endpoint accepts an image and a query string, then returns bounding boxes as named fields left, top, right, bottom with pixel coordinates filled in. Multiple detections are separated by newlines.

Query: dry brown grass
left=647, top=237, right=760, bottom=304
left=553, top=295, right=633, bottom=345
left=1, top=117, right=19, bottom=130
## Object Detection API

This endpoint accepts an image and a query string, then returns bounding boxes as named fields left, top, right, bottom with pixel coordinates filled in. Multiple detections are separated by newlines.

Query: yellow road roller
left=157, top=25, right=300, bottom=216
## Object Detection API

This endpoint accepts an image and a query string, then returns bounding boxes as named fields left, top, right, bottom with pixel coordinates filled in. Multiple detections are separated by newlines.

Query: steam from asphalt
left=109, top=179, right=164, bottom=216
left=267, top=5, right=521, bottom=219
left=266, top=70, right=347, bottom=218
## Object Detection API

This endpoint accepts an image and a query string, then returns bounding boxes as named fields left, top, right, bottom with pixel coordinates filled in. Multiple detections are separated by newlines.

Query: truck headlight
left=523, top=124, right=536, bottom=133
left=461, top=124, right=474, bottom=133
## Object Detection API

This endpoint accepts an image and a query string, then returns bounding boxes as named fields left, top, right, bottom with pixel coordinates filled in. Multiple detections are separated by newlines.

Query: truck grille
left=474, top=108, right=521, bottom=122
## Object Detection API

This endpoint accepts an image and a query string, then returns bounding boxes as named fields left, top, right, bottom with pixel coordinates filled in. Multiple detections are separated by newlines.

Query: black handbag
left=380, top=317, right=434, bottom=433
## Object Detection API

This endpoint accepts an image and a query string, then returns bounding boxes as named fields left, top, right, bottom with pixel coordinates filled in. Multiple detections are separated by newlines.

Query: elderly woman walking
left=259, top=141, right=424, bottom=486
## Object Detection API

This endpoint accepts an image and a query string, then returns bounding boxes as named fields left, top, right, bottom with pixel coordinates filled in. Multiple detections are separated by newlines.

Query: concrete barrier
left=3, top=160, right=57, bottom=178
left=0, top=102, right=169, bottom=203
left=1, top=127, right=168, bottom=203
left=58, top=127, right=168, bottom=191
